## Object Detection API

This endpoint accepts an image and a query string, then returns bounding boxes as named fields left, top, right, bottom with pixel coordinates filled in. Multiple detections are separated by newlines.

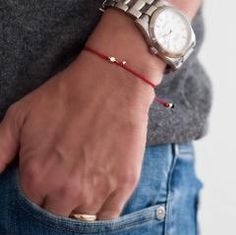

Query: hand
left=0, top=49, right=155, bottom=219
left=0, top=5, right=164, bottom=222
left=0, top=0, right=202, bottom=220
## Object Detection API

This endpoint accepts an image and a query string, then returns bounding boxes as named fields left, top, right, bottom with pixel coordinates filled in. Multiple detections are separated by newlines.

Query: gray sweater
left=0, top=0, right=212, bottom=146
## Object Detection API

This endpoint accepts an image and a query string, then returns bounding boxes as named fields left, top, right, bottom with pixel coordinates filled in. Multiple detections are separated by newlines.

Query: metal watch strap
left=102, top=0, right=195, bottom=70
left=102, top=0, right=163, bottom=19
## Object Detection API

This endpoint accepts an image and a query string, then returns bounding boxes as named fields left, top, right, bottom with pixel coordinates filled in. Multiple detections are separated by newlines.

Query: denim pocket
left=14, top=169, right=165, bottom=234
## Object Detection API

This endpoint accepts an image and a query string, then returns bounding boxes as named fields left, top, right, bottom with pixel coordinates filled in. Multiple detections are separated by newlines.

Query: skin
left=0, top=0, right=201, bottom=220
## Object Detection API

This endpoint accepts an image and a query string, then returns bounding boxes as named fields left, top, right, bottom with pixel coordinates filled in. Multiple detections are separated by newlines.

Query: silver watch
left=102, top=0, right=196, bottom=70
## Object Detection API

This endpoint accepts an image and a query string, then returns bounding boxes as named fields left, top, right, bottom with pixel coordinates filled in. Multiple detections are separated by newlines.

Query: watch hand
left=161, top=29, right=172, bottom=39
left=168, top=33, right=172, bottom=50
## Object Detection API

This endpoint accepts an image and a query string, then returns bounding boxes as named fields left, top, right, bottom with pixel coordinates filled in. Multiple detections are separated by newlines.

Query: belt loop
left=173, top=143, right=180, bottom=157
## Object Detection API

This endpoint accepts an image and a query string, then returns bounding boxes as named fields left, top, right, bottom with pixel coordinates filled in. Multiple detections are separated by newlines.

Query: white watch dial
left=153, top=7, right=191, bottom=55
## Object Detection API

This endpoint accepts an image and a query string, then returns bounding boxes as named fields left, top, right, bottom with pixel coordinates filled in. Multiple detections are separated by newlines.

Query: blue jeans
left=0, top=143, right=202, bottom=235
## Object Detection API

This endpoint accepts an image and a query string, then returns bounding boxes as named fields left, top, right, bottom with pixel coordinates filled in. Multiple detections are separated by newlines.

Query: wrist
left=60, top=49, right=156, bottom=113
left=85, top=8, right=166, bottom=85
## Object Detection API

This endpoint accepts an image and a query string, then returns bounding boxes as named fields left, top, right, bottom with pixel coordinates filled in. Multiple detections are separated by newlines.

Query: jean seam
left=163, top=144, right=178, bottom=235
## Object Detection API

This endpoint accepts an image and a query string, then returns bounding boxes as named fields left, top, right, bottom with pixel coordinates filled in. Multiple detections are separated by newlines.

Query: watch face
left=150, top=7, right=192, bottom=56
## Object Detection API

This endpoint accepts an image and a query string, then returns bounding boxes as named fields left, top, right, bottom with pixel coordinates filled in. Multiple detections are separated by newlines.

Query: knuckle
left=98, top=208, right=122, bottom=220
left=118, top=171, right=140, bottom=188
left=5, top=103, right=19, bottom=119
left=59, top=182, right=81, bottom=200
left=94, top=170, right=115, bottom=192
left=4, top=102, right=24, bottom=126
left=21, top=161, right=42, bottom=193
left=21, top=176, right=39, bottom=200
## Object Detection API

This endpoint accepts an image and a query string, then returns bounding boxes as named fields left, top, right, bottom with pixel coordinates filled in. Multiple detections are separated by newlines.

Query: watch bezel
left=149, top=6, right=194, bottom=58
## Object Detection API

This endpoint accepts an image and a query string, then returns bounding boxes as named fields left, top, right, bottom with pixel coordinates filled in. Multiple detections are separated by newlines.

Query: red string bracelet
left=84, top=46, right=174, bottom=109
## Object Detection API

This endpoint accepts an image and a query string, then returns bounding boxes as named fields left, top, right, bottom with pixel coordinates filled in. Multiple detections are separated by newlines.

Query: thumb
left=0, top=104, right=23, bottom=173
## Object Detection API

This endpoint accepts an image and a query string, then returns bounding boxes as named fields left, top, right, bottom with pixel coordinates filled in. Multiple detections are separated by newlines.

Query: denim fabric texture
left=0, top=143, right=202, bottom=235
